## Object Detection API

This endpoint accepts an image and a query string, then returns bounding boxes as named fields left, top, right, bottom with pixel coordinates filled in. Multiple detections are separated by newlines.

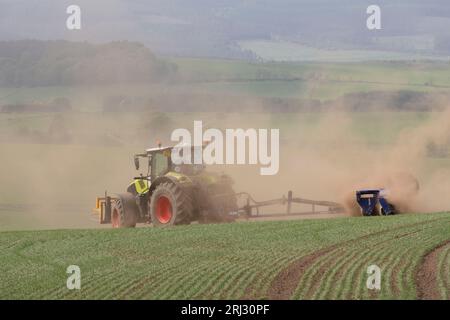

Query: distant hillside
left=3, top=1, right=450, bottom=59
left=0, top=40, right=177, bottom=87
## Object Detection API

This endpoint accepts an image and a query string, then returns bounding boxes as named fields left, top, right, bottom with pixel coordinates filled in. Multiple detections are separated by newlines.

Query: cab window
left=152, top=153, right=169, bottom=178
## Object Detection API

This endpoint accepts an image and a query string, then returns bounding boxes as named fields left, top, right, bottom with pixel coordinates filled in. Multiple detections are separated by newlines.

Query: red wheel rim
left=156, top=196, right=173, bottom=224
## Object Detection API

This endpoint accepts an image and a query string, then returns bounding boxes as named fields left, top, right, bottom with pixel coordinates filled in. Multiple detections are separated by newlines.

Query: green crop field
left=0, top=212, right=448, bottom=299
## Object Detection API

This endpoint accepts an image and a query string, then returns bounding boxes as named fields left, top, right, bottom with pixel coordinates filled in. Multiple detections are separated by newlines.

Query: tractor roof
left=145, top=146, right=173, bottom=153
left=145, top=143, right=206, bottom=155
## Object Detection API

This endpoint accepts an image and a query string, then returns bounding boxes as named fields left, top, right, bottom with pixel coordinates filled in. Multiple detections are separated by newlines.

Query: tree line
left=0, top=40, right=177, bottom=87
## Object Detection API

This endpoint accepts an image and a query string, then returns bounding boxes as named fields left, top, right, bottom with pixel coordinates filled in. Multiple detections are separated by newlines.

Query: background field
left=237, top=41, right=450, bottom=62
left=2, top=59, right=450, bottom=107
left=0, top=212, right=448, bottom=299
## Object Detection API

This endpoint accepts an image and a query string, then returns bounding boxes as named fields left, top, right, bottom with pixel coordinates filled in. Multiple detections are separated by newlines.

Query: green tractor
left=95, top=145, right=238, bottom=228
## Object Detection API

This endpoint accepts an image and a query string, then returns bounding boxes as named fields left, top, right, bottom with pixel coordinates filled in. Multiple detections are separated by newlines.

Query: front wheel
left=111, top=193, right=138, bottom=228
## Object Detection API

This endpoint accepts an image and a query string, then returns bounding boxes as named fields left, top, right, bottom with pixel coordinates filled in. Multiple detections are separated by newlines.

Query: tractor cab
left=133, top=145, right=206, bottom=182
left=133, top=146, right=172, bottom=181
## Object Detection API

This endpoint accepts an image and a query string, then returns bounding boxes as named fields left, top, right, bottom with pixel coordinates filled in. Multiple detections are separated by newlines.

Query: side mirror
left=134, top=157, right=140, bottom=170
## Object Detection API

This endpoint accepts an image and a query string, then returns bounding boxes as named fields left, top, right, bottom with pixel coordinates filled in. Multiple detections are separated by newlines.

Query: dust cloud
left=2, top=95, right=450, bottom=230
left=217, top=107, right=450, bottom=216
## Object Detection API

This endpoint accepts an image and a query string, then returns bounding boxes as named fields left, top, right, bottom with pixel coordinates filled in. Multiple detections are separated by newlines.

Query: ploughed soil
left=416, top=240, right=450, bottom=300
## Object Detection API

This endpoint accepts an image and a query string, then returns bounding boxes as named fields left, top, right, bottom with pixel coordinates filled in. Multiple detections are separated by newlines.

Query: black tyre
left=150, top=182, right=193, bottom=227
left=111, top=193, right=138, bottom=228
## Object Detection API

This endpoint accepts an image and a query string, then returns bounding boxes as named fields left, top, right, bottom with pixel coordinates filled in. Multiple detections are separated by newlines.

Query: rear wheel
left=111, top=193, right=138, bottom=228
left=150, top=182, right=193, bottom=227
